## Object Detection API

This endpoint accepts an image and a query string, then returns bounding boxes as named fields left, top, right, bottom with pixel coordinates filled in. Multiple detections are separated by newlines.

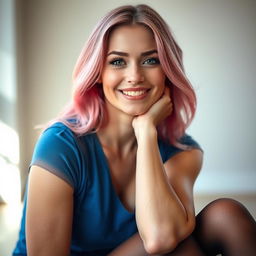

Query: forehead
left=107, top=24, right=157, bottom=52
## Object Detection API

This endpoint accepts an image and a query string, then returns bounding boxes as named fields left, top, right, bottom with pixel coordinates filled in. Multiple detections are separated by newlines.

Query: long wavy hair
left=55, top=4, right=197, bottom=148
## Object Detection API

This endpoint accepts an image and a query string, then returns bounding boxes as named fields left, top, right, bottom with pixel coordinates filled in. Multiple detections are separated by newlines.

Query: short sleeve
left=158, top=134, right=202, bottom=163
left=30, top=122, right=84, bottom=189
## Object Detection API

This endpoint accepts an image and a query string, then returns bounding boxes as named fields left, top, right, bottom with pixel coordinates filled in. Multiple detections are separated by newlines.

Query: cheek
left=151, top=72, right=166, bottom=102
left=152, top=72, right=166, bottom=93
left=158, top=72, right=166, bottom=86
left=148, top=69, right=166, bottom=84
left=102, top=72, right=121, bottom=100
left=102, top=71, right=122, bottom=88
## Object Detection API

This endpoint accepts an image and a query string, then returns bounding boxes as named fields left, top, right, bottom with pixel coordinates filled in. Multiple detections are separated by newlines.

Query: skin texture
left=26, top=24, right=203, bottom=255
left=102, top=24, right=166, bottom=117
left=26, top=166, right=73, bottom=256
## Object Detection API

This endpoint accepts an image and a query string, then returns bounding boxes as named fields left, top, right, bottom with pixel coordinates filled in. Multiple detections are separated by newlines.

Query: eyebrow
left=107, top=49, right=158, bottom=57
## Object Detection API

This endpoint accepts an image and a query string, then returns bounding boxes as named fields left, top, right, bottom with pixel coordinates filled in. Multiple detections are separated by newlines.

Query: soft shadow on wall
left=0, top=0, right=21, bottom=206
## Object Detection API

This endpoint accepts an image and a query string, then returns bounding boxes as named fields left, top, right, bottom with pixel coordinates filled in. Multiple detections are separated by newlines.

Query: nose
left=126, top=63, right=144, bottom=84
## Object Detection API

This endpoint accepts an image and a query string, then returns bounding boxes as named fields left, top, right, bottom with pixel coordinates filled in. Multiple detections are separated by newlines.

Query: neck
left=97, top=105, right=137, bottom=157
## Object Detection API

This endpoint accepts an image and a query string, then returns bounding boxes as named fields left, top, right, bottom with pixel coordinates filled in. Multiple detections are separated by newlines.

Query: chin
left=121, top=103, right=152, bottom=117
left=126, top=109, right=148, bottom=117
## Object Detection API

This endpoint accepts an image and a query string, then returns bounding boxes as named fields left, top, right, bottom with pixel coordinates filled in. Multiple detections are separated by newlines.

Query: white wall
left=0, top=0, right=17, bottom=128
left=0, top=0, right=22, bottom=203
left=20, top=0, right=256, bottom=194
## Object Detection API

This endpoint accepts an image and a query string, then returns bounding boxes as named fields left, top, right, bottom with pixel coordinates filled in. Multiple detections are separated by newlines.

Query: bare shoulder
left=164, top=148, right=203, bottom=181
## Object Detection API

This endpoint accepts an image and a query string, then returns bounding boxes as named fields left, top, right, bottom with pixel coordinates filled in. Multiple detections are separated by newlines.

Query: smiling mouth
left=121, top=90, right=147, bottom=96
left=119, top=88, right=150, bottom=97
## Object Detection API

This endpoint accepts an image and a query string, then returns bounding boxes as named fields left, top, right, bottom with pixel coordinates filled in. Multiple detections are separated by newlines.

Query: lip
left=118, top=87, right=150, bottom=100
left=120, top=87, right=150, bottom=92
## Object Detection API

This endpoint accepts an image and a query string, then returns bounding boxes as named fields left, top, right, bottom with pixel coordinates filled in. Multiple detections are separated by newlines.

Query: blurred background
left=0, top=0, right=255, bottom=255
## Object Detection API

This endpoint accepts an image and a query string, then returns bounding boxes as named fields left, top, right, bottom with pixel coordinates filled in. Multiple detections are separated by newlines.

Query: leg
left=108, top=232, right=206, bottom=256
left=194, top=198, right=256, bottom=256
left=109, top=198, right=256, bottom=256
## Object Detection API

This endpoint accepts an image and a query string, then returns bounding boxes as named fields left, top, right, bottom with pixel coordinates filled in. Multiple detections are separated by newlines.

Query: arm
left=108, top=150, right=202, bottom=256
left=132, top=88, right=203, bottom=254
left=26, top=165, right=74, bottom=256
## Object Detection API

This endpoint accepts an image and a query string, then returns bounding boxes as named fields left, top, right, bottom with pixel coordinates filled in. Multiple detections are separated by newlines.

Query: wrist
left=134, top=124, right=157, bottom=142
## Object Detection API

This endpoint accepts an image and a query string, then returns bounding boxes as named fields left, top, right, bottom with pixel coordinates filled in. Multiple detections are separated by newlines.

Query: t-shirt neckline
left=93, top=133, right=135, bottom=216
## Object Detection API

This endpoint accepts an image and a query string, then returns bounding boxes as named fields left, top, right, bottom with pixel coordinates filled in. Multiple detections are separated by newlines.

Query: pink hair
left=56, top=4, right=197, bottom=149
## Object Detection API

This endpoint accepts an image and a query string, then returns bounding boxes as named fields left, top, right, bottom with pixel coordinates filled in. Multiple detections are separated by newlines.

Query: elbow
left=142, top=225, right=179, bottom=255
left=143, top=220, right=196, bottom=255
left=144, top=235, right=178, bottom=255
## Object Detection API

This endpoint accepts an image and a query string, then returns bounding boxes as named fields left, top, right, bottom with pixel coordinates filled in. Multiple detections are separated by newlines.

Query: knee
left=206, top=197, right=243, bottom=213
left=206, top=198, right=247, bottom=215
left=198, top=198, right=254, bottom=228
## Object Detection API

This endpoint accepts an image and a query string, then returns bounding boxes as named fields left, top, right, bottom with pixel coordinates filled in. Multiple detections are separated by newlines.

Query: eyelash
left=108, top=57, right=160, bottom=67
left=109, top=58, right=126, bottom=67
left=143, top=57, right=160, bottom=65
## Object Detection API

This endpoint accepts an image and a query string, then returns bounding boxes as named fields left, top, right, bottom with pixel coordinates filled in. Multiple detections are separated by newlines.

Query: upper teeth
left=122, top=90, right=146, bottom=96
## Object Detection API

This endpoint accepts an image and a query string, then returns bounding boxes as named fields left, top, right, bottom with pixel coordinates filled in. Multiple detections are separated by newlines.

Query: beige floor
left=0, top=194, right=255, bottom=256
left=0, top=202, right=23, bottom=256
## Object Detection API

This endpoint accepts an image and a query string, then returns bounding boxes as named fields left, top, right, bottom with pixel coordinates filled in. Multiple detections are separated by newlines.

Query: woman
left=13, top=4, right=256, bottom=256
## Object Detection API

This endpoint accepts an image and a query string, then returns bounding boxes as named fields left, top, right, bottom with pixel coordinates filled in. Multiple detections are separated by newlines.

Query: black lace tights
left=170, top=198, right=256, bottom=256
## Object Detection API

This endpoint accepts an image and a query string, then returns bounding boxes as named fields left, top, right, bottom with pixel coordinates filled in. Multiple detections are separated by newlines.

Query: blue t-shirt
left=13, top=122, right=201, bottom=256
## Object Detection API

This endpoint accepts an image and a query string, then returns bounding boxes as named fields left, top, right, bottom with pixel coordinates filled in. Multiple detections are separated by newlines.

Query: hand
left=132, top=87, right=173, bottom=138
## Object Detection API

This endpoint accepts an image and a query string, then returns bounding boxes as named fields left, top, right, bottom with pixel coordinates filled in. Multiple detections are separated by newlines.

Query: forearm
left=135, top=127, right=188, bottom=252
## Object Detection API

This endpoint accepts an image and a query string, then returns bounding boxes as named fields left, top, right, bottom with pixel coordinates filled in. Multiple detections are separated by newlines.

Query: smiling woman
left=12, top=4, right=256, bottom=256
left=59, top=5, right=197, bottom=149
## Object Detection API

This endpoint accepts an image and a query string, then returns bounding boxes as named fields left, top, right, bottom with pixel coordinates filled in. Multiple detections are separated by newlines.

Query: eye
left=143, top=57, right=160, bottom=65
left=109, top=58, right=126, bottom=67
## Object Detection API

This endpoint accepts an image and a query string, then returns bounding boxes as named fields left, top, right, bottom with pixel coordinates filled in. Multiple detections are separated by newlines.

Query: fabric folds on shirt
left=13, top=122, right=202, bottom=256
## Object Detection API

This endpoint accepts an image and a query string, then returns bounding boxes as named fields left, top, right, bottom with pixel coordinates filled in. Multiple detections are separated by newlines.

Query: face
left=101, top=24, right=166, bottom=117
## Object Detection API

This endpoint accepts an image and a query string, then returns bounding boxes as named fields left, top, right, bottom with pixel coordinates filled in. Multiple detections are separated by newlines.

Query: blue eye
left=143, top=58, right=160, bottom=65
left=109, top=58, right=126, bottom=67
